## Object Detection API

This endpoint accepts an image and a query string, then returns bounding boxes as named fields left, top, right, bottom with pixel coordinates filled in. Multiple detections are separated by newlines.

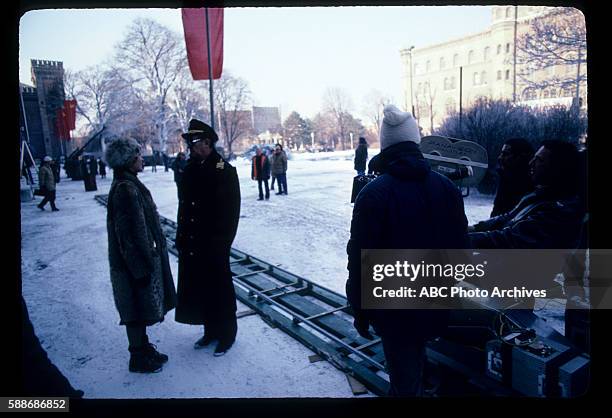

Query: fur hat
left=181, top=119, right=219, bottom=145
left=379, top=105, right=420, bottom=150
left=104, top=138, right=141, bottom=170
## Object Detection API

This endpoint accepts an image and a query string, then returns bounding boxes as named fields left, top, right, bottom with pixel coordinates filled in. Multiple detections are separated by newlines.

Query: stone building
left=29, top=59, right=67, bottom=158
left=19, top=83, right=46, bottom=160
left=400, top=6, right=587, bottom=133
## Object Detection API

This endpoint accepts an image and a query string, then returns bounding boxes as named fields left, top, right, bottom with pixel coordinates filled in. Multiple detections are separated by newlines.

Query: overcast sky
left=19, top=6, right=494, bottom=122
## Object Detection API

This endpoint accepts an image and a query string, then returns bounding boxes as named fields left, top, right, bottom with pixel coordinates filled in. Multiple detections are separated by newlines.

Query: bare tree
left=169, top=67, right=209, bottom=131
left=516, top=7, right=587, bottom=111
left=362, top=89, right=393, bottom=139
left=214, top=71, right=252, bottom=158
left=64, top=65, right=143, bottom=142
left=114, top=18, right=186, bottom=152
left=323, top=87, right=354, bottom=150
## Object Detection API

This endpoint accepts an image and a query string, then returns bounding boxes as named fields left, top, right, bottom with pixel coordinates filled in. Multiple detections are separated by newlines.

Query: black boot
left=194, top=334, right=216, bottom=349
left=213, top=339, right=234, bottom=357
left=143, top=336, right=168, bottom=363
left=128, top=346, right=163, bottom=373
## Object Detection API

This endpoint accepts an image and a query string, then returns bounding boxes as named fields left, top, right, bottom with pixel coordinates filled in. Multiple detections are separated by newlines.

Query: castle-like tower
left=30, top=59, right=65, bottom=158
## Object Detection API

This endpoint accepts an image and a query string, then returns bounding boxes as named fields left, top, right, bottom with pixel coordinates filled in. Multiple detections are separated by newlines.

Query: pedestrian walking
left=251, top=146, right=271, bottom=200
left=270, top=143, right=288, bottom=195
left=37, top=156, right=59, bottom=211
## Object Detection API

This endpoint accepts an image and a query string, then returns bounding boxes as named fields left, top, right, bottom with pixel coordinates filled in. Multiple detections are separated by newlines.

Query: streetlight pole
left=408, top=45, right=415, bottom=115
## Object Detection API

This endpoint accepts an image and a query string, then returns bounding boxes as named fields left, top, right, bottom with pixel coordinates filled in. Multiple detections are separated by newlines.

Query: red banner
left=55, top=107, right=70, bottom=141
left=64, top=99, right=77, bottom=130
left=182, top=8, right=224, bottom=80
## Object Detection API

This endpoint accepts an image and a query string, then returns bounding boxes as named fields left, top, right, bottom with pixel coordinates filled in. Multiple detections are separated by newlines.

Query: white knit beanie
left=379, top=105, right=421, bottom=150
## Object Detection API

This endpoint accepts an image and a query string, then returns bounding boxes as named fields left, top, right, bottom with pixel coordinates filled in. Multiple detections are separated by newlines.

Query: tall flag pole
left=205, top=8, right=215, bottom=131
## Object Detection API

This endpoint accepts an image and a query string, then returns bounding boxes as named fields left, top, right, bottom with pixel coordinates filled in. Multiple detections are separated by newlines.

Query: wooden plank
left=346, top=374, right=369, bottom=395
left=308, top=354, right=324, bottom=363
left=236, top=309, right=257, bottom=319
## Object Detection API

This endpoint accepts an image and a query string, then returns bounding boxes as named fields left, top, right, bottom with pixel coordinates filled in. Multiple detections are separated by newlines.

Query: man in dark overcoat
left=175, top=119, right=241, bottom=357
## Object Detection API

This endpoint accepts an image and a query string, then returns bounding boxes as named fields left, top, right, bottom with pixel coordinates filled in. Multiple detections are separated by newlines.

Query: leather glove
left=354, top=315, right=374, bottom=340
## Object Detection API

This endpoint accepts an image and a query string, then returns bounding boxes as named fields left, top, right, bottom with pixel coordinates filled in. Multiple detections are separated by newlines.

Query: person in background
left=354, top=137, right=368, bottom=176
left=98, top=158, right=107, bottom=179
left=171, top=152, right=188, bottom=199
left=37, top=156, right=59, bottom=212
left=251, top=146, right=271, bottom=200
left=105, top=138, right=177, bottom=373
left=490, top=138, right=534, bottom=217
left=271, top=143, right=288, bottom=195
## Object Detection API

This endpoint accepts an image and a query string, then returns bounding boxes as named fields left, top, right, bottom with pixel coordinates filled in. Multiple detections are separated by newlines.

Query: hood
left=380, top=141, right=430, bottom=181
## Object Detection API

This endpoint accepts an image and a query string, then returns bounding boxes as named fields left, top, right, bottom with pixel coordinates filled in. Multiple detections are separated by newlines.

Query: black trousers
left=205, top=313, right=238, bottom=343
left=276, top=173, right=287, bottom=194
left=39, top=190, right=57, bottom=210
left=257, top=179, right=270, bottom=199
left=379, top=332, right=427, bottom=396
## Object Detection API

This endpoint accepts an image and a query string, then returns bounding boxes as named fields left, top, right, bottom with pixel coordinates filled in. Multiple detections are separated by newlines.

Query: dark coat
left=38, top=164, right=56, bottom=191
left=171, top=157, right=187, bottom=184
left=270, top=151, right=288, bottom=175
left=98, top=160, right=107, bottom=175
left=490, top=168, right=533, bottom=217
left=107, top=170, right=177, bottom=325
left=354, top=143, right=368, bottom=171
left=251, top=154, right=270, bottom=180
left=470, top=186, right=584, bottom=249
left=175, top=150, right=241, bottom=324
left=346, top=141, right=469, bottom=337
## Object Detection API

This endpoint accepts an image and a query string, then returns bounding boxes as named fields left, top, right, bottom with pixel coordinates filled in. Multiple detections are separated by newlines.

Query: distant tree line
left=435, top=97, right=587, bottom=194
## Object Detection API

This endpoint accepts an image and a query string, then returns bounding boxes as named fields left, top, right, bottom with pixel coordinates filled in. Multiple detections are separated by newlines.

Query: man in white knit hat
left=346, top=105, right=469, bottom=396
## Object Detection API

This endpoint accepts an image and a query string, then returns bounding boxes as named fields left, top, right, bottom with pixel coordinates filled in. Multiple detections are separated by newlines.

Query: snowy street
left=20, top=150, right=495, bottom=398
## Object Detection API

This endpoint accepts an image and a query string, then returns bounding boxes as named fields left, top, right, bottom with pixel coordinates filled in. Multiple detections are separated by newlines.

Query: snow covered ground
left=21, top=149, right=540, bottom=399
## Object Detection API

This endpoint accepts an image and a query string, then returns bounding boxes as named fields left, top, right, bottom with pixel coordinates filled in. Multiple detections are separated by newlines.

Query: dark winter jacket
left=98, top=160, right=107, bottom=175
left=470, top=186, right=584, bottom=249
left=490, top=168, right=533, bottom=217
left=107, top=170, right=176, bottom=325
left=171, top=157, right=188, bottom=184
left=354, top=143, right=368, bottom=172
left=270, top=151, right=288, bottom=175
left=175, top=150, right=241, bottom=324
left=38, top=164, right=56, bottom=191
left=346, top=141, right=469, bottom=337
left=251, top=154, right=271, bottom=180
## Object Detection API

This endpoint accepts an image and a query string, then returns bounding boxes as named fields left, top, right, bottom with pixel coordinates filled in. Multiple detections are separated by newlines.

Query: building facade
left=252, top=106, right=281, bottom=134
left=400, top=6, right=587, bottom=133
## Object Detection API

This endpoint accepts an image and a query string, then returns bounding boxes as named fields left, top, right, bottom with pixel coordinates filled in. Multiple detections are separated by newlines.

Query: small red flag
left=182, top=8, right=224, bottom=80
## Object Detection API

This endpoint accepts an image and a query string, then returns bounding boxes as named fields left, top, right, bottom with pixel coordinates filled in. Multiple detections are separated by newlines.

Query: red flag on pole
left=181, top=8, right=224, bottom=80
left=55, top=107, right=70, bottom=141
left=64, top=99, right=77, bottom=130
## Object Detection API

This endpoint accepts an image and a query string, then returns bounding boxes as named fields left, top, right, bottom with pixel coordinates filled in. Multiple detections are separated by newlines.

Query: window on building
left=440, top=57, right=446, bottom=70
left=506, top=43, right=511, bottom=53
left=453, top=53, right=459, bottom=67
left=543, top=90, right=549, bottom=99
left=426, top=60, right=431, bottom=72
left=505, top=69, right=510, bottom=80
left=497, top=70, right=502, bottom=80
left=497, top=44, right=502, bottom=55
left=484, top=46, right=490, bottom=61
left=468, top=50, right=474, bottom=64
left=550, top=89, right=557, bottom=98
left=506, top=7, right=512, bottom=18
left=473, top=72, right=479, bottom=85
left=481, top=71, right=487, bottom=84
